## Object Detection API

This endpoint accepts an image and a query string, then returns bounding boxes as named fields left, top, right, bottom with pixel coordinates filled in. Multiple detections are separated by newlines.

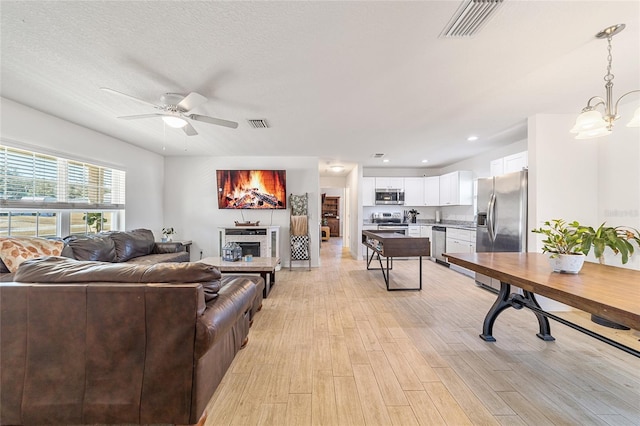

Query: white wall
left=529, top=103, right=639, bottom=270
left=349, top=165, right=362, bottom=259
left=0, top=97, right=165, bottom=233
left=164, top=156, right=321, bottom=266
left=528, top=113, right=599, bottom=241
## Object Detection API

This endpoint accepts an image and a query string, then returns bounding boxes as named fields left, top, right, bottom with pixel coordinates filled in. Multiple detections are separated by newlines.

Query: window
left=0, top=211, right=58, bottom=237
left=0, top=144, right=125, bottom=236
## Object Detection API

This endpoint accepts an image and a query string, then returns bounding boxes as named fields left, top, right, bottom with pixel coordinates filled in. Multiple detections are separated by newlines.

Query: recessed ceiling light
left=421, top=159, right=429, bottom=163
left=467, top=135, right=479, bottom=141
left=382, top=159, right=390, bottom=163
left=329, top=165, right=344, bottom=172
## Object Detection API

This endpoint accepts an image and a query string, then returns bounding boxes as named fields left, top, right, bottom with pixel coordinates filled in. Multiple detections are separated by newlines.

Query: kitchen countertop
left=363, top=221, right=476, bottom=231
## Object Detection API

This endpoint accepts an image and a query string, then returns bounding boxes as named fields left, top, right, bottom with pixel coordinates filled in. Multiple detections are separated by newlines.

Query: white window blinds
left=0, top=145, right=125, bottom=209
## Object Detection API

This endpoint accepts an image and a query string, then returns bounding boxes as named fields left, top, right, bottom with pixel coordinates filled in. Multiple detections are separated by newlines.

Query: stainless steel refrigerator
left=475, top=170, right=527, bottom=290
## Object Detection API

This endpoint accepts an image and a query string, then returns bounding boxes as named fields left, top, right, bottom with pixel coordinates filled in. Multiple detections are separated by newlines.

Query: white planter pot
left=547, top=253, right=586, bottom=274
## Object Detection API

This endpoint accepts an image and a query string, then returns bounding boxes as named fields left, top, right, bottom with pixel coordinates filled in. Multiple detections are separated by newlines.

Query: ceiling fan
left=100, top=87, right=239, bottom=136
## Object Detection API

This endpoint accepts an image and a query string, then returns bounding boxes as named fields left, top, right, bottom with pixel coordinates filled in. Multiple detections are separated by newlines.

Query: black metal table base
left=365, top=247, right=422, bottom=291
left=480, top=281, right=640, bottom=358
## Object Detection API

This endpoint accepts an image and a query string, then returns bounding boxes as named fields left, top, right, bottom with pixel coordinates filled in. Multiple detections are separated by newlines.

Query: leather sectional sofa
left=0, top=229, right=190, bottom=282
left=0, top=238, right=265, bottom=424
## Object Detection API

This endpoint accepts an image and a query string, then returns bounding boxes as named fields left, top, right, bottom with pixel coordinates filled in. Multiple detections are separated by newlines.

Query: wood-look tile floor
left=204, top=238, right=640, bottom=425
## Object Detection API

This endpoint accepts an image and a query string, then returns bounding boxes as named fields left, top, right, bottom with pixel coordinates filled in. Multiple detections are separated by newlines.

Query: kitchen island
left=362, top=230, right=430, bottom=291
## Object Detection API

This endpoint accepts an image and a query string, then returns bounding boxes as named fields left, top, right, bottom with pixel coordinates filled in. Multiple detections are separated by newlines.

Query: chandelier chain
left=604, top=36, right=614, bottom=83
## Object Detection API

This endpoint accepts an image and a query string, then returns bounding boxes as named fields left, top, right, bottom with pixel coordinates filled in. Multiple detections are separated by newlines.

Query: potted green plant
left=575, top=223, right=640, bottom=265
left=161, top=227, right=176, bottom=242
left=531, top=219, right=586, bottom=273
left=574, top=223, right=640, bottom=329
left=83, top=212, right=107, bottom=234
left=532, top=219, right=640, bottom=274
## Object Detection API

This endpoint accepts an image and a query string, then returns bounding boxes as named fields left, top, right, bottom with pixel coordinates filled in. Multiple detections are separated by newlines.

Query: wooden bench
left=445, top=252, right=640, bottom=357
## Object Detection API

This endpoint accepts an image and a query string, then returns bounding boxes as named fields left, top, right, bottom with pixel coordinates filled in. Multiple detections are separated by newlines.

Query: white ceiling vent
left=440, top=0, right=504, bottom=38
left=247, top=119, right=270, bottom=129
left=372, top=153, right=385, bottom=158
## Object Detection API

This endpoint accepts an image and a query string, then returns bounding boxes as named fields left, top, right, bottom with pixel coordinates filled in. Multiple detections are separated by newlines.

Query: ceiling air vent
left=440, top=0, right=504, bottom=38
left=247, top=119, right=270, bottom=129
left=372, top=153, right=385, bottom=159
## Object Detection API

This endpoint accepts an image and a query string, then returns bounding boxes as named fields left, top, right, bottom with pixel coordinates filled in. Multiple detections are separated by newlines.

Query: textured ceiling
left=1, top=1, right=639, bottom=176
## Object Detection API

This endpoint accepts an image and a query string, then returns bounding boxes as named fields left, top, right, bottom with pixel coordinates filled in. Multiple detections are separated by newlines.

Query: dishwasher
left=432, top=226, right=448, bottom=266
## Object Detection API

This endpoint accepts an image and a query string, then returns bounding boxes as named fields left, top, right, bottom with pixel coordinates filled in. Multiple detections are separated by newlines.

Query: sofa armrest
left=153, top=242, right=185, bottom=254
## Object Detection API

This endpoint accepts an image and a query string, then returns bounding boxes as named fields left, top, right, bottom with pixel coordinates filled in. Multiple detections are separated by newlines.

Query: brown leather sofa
left=0, top=229, right=190, bottom=282
left=0, top=257, right=264, bottom=425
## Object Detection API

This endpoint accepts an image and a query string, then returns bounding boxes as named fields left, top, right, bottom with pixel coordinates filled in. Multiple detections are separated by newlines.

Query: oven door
left=377, top=225, right=407, bottom=235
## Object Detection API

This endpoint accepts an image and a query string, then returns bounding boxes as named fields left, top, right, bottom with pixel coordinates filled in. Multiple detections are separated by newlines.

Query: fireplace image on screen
left=217, top=170, right=287, bottom=209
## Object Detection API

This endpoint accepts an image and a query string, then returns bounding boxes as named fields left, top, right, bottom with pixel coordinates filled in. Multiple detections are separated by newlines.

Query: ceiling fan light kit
left=571, top=23, right=640, bottom=139
left=162, top=115, right=188, bottom=128
left=101, top=88, right=238, bottom=136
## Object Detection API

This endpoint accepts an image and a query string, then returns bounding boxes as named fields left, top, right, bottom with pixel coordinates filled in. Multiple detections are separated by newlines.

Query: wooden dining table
left=445, top=252, right=640, bottom=358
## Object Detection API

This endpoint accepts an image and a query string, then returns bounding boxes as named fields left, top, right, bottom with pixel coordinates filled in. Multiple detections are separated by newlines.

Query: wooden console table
left=362, top=230, right=430, bottom=291
left=198, top=257, right=280, bottom=298
left=445, top=252, right=640, bottom=357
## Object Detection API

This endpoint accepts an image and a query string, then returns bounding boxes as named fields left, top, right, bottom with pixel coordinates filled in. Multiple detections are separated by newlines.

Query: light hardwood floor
left=204, top=238, right=640, bottom=425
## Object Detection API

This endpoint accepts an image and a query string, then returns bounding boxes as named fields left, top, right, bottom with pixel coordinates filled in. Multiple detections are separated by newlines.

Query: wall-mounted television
left=216, top=170, right=287, bottom=209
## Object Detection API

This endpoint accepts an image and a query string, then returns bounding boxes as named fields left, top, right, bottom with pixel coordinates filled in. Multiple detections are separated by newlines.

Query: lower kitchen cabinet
left=408, top=225, right=421, bottom=237
left=445, top=228, right=475, bottom=277
left=420, top=225, right=432, bottom=259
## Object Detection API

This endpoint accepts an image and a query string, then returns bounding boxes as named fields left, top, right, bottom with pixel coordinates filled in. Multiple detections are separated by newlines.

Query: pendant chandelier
left=570, top=24, right=640, bottom=139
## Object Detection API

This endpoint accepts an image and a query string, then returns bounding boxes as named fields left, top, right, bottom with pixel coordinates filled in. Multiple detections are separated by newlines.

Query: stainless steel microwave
left=375, top=189, right=405, bottom=205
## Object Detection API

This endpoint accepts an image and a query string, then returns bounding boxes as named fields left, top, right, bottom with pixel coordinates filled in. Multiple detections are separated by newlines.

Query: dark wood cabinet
left=322, top=196, right=340, bottom=237
left=327, top=218, right=340, bottom=237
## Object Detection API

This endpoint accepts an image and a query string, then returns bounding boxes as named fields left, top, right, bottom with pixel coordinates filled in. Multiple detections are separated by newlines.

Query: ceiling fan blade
left=177, top=92, right=208, bottom=112
left=183, top=122, right=198, bottom=136
left=188, top=113, right=239, bottom=129
left=117, top=113, right=165, bottom=120
left=100, top=87, right=159, bottom=109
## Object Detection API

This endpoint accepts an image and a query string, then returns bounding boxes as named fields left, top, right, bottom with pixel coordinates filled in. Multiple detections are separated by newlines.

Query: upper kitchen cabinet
left=491, top=151, right=528, bottom=176
left=375, top=177, right=404, bottom=190
left=424, top=176, right=440, bottom=206
left=403, top=177, right=424, bottom=206
left=362, top=177, right=375, bottom=206
left=439, top=171, right=472, bottom=206
left=490, top=158, right=504, bottom=177
left=504, top=151, right=528, bottom=174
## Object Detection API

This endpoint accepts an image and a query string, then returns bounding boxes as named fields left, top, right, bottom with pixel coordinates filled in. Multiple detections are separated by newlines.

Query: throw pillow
left=0, top=237, right=65, bottom=273
left=64, top=234, right=117, bottom=262
left=107, top=229, right=155, bottom=262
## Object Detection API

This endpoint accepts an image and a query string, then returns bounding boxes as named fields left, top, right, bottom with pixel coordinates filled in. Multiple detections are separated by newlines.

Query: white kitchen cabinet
left=423, top=176, right=440, bottom=206
left=362, top=177, right=376, bottom=206
left=420, top=225, right=433, bottom=258
left=439, top=171, right=472, bottom=206
left=408, top=225, right=421, bottom=237
left=490, top=151, right=528, bottom=176
left=490, top=158, right=504, bottom=177
left=446, top=228, right=475, bottom=277
left=375, top=177, right=404, bottom=190
left=403, top=177, right=424, bottom=206
left=504, top=151, right=528, bottom=173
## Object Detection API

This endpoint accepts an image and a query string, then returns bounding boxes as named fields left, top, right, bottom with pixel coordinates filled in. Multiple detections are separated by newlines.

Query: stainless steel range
left=371, top=212, right=408, bottom=235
